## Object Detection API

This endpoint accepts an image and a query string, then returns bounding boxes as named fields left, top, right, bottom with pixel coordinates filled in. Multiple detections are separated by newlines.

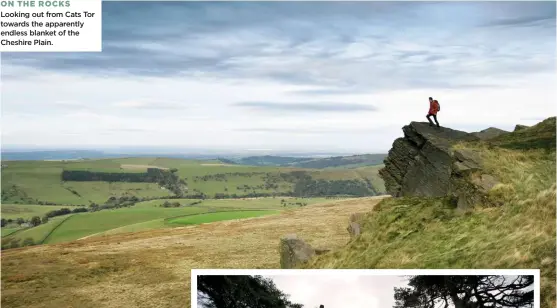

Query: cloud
left=2, top=2, right=554, bottom=90
left=1, top=2, right=555, bottom=152
left=112, top=100, right=186, bottom=110
left=232, top=102, right=378, bottom=112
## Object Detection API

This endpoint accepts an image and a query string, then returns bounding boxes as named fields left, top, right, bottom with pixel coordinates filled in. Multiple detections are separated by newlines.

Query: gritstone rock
left=379, top=122, right=479, bottom=197
left=279, top=234, right=316, bottom=269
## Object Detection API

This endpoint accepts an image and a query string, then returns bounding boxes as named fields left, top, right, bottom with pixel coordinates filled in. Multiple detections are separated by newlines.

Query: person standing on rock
left=426, top=97, right=441, bottom=127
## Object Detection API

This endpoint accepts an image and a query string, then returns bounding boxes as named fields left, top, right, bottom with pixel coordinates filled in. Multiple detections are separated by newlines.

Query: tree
left=42, top=216, right=49, bottom=224
left=394, top=275, right=534, bottom=308
left=1, top=218, right=6, bottom=227
left=16, top=218, right=25, bottom=225
left=197, top=275, right=304, bottom=308
left=30, top=216, right=42, bottom=227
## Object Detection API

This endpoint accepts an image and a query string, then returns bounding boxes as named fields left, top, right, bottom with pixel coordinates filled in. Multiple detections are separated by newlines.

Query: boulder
left=279, top=234, right=316, bottom=269
left=471, top=174, right=500, bottom=193
left=347, top=222, right=361, bottom=238
left=452, top=149, right=483, bottom=176
left=349, top=212, right=366, bottom=223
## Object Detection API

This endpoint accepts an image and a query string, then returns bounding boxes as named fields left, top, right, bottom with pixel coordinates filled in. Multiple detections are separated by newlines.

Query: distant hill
left=222, top=155, right=310, bottom=167
left=1, top=150, right=112, bottom=161
left=221, top=154, right=387, bottom=169
left=289, top=154, right=387, bottom=169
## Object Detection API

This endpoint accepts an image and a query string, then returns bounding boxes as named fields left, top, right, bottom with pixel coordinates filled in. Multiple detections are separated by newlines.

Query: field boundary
left=39, top=214, right=75, bottom=244
left=1, top=227, right=29, bottom=238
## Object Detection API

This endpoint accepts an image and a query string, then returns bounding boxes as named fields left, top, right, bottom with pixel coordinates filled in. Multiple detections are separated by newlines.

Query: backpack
left=434, top=100, right=440, bottom=111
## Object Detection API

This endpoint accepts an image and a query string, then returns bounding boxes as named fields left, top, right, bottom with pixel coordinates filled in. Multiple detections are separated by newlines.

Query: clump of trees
left=280, top=199, right=308, bottom=207
left=394, top=275, right=534, bottom=308
left=198, top=275, right=303, bottom=308
left=60, top=168, right=188, bottom=197
left=160, top=201, right=181, bottom=208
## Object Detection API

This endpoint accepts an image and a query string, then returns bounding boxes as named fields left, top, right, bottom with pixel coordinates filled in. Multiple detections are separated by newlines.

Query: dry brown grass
left=1, top=196, right=387, bottom=308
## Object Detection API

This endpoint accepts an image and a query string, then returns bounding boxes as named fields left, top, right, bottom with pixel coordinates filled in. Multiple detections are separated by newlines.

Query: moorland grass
left=305, top=119, right=556, bottom=308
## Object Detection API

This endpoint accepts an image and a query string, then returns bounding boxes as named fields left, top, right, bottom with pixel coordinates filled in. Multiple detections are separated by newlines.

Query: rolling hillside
left=220, top=153, right=387, bottom=169
left=1, top=157, right=386, bottom=207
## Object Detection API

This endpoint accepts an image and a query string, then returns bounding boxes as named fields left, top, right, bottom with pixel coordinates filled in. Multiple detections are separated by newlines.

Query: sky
left=267, top=274, right=408, bottom=308
left=1, top=1, right=556, bottom=153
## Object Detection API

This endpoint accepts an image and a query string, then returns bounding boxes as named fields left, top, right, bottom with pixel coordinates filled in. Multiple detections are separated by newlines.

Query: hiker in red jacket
left=426, top=97, right=440, bottom=127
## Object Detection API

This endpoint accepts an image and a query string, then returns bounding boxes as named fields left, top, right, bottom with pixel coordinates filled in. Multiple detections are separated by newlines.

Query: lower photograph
left=192, top=269, right=539, bottom=308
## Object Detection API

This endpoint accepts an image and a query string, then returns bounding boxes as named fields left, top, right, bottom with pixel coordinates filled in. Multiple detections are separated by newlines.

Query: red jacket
left=429, top=100, right=440, bottom=115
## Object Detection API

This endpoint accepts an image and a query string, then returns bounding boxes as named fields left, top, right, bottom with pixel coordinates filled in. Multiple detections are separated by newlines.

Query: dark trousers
left=426, top=113, right=439, bottom=127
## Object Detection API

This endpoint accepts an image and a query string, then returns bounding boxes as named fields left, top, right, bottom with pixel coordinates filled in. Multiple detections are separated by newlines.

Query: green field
left=1, top=215, right=72, bottom=246
left=1, top=159, right=173, bottom=205
left=1, top=204, right=79, bottom=220
left=42, top=206, right=210, bottom=244
left=1, top=157, right=385, bottom=206
left=166, top=210, right=279, bottom=225
left=1, top=155, right=383, bottom=248
left=1, top=228, right=20, bottom=237
left=1, top=197, right=334, bottom=246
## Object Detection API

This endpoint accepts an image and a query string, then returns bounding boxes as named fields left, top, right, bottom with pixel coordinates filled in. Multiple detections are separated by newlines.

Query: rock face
left=472, top=127, right=509, bottom=140
left=279, top=234, right=316, bottom=269
left=379, top=122, right=480, bottom=198
left=514, top=124, right=529, bottom=132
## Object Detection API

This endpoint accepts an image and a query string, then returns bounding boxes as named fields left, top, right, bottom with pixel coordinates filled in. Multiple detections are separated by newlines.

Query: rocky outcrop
left=472, top=127, right=509, bottom=140
left=280, top=234, right=330, bottom=268
left=379, top=122, right=480, bottom=198
left=514, top=124, right=529, bottom=132
left=379, top=122, right=503, bottom=209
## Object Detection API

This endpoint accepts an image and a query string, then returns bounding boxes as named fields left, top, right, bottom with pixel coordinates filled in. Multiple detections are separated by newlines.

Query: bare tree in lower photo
left=393, top=275, right=534, bottom=308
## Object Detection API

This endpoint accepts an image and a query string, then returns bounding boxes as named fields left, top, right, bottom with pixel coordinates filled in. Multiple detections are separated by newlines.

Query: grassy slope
left=2, top=215, right=73, bottom=244
left=94, top=197, right=332, bottom=236
left=42, top=206, right=211, bottom=244
left=2, top=197, right=334, bottom=245
left=0, top=197, right=387, bottom=308
left=2, top=154, right=387, bottom=206
left=1, top=228, right=20, bottom=237
left=1, top=204, right=76, bottom=220
left=166, top=210, right=279, bottom=225
left=1, top=159, right=173, bottom=205
left=305, top=117, right=556, bottom=308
